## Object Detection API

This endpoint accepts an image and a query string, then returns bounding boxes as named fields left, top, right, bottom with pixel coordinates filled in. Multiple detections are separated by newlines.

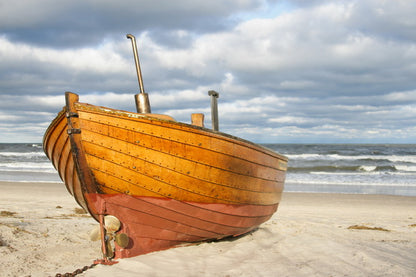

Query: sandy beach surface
left=1, top=181, right=415, bottom=277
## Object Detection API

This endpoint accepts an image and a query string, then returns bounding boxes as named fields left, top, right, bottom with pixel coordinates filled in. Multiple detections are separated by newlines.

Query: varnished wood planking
left=58, top=137, right=71, bottom=193
left=80, top=126, right=283, bottom=193
left=75, top=103, right=287, bottom=170
left=80, top=116, right=285, bottom=184
left=79, top=128, right=281, bottom=204
left=73, top=101, right=285, bottom=205
left=43, top=110, right=89, bottom=212
left=44, top=99, right=286, bottom=207
left=42, top=109, right=61, bottom=157
left=90, top=168, right=162, bottom=198
left=85, top=147, right=282, bottom=205
left=44, top=110, right=66, bottom=164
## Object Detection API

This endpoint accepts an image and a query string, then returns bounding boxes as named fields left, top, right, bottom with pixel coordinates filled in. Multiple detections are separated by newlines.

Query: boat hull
left=85, top=193, right=277, bottom=258
left=43, top=92, right=287, bottom=258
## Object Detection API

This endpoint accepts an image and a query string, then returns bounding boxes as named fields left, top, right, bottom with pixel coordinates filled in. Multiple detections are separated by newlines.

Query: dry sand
left=0, top=181, right=415, bottom=277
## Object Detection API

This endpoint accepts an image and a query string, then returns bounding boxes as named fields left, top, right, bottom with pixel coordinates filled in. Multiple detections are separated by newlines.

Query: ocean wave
left=0, top=168, right=57, bottom=174
left=308, top=171, right=412, bottom=176
left=285, top=179, right=416, bottom=187
left=358, top=165, right=376, bottom=171
left=395, top=165, right=416, bottom=172
left=0, top=161, right=53, bottom=168
left=0, top=180, right=62, bottom=183
left=289, top=165, right=357, bottom=172
left=0, top=151, right=46, bottom=157
left=286, top=153, right=416, bottom=164
left=365, top=165, right=397, bottom=172
left=289, top=165, right=398, bottom=173
left=0, top=162, right=55, bottom=172
left=385, top=155, right=416, bottom=164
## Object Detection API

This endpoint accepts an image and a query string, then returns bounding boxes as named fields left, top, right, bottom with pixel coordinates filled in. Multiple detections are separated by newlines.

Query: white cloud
left=383, top=90, right=416, bottom=102
left=269, top=116, right=312, bottom=124
left=0, top=36, right=129, bottom=74
left=0, top=0, right=415, bottom=143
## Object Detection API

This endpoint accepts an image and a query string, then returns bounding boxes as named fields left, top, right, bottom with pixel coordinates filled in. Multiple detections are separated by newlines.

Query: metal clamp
left=67, top=128, right=81, bottom=135
left=66, top=112, right=79, bottom=118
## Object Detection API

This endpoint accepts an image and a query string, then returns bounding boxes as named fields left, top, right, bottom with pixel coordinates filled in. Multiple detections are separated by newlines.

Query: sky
left=0, top=0, right=415, bottom=144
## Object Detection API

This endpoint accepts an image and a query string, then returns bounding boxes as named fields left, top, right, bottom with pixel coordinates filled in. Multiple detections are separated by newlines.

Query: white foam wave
left=0, top=151, right=46, bottom=157
left=0, top=162, right=53, bottom=169
left=309, top=171, right=386, bottom=176
left=286, top=154, right=323, bottom=160
left=395, top=165, right=416, bottom=172
left=386, top=155, right=416, bottom=163
left=358, top=165, right=376, bottom=172
left=1, top=180, right=62, bottom=183
left=286, top=153, right=416, bottom=164
left=286, top=178, right=416, bottom=187
left=0, top=162, right=55, bottom=173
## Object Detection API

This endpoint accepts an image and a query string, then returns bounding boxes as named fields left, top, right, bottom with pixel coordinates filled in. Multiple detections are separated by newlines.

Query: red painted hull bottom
left=85, top=193, right=278, bottom=259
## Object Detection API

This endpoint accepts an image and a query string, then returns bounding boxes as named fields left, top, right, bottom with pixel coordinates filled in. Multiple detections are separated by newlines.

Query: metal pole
left=208, top=90, right=219, bottom=131
left=126, top=34, right=145, bottom=94
left=126, top=34, right=151, bottom=113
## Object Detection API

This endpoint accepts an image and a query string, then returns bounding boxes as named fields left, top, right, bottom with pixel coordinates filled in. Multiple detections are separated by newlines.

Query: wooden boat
left=43, top=35, right=288, bottom=262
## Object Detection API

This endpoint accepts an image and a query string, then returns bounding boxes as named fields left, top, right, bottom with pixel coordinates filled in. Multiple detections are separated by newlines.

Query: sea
left=0, top=143, right=415, bottom=196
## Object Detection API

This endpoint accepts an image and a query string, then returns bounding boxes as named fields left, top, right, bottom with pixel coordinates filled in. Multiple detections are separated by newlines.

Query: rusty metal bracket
left=67, top=128, right=81, bottom=135
left=66, top=112, right=79, bottom=118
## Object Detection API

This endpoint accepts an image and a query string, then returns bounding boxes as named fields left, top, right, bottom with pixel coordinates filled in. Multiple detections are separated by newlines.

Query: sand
left=0, top=181, right=415, bottom=277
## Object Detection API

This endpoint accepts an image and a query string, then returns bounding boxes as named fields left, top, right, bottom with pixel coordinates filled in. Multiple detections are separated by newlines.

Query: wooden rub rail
left=75, top=104, right=287, bottom=171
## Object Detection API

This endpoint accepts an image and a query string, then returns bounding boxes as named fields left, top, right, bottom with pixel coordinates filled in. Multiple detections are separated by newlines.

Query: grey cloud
left=0, top=0, right=415, bottom=143
left=347, top=1, right=416, bottom=42
left=0, top=0, right=263, bottom=47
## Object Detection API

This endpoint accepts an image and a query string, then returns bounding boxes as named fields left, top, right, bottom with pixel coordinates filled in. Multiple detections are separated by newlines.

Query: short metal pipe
left=135, top=93, right=151, bottom=114
left=208, top=90, right=219, bottom=131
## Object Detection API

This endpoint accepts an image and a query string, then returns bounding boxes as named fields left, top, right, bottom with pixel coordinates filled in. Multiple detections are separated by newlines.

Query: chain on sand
left=54, top=263, right=96, bottom=277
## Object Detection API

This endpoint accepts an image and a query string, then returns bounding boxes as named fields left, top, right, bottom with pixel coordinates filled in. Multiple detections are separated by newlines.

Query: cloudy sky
left=1, top=0, right=415, bottom=143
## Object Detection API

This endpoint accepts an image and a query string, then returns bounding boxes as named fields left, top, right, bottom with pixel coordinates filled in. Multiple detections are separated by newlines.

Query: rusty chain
left=54, top=262, right=96, bottom=277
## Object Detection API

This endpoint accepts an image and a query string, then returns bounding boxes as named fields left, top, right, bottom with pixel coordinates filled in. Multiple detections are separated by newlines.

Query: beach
left=1, top=181, right=415, bottom=276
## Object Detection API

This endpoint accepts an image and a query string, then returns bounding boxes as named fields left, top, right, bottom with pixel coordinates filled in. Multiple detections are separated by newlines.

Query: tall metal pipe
left=126, top=34, right=145, bottom=94
left=127, top=34, right=151, bottom=113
